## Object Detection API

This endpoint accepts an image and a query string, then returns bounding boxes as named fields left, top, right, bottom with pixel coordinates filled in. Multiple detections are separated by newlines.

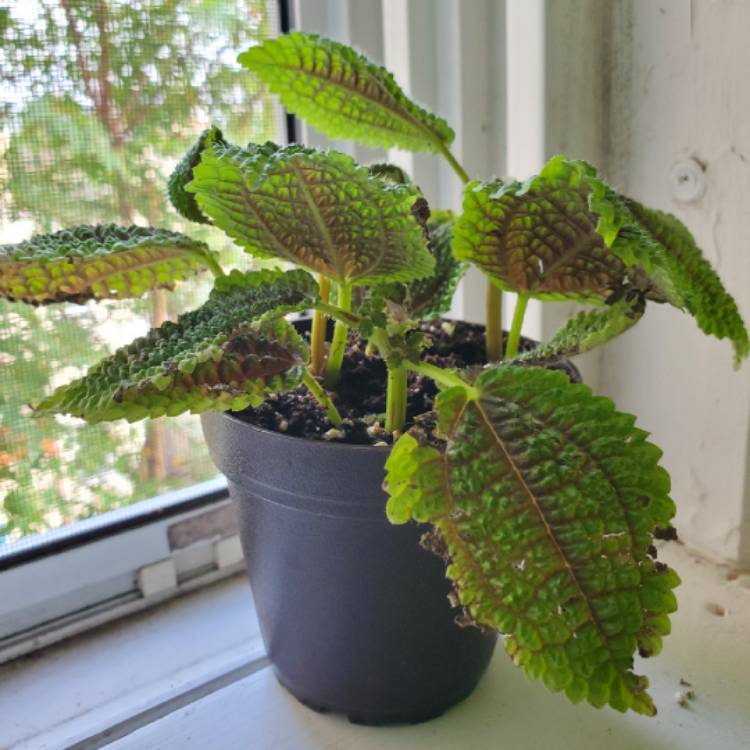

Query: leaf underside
left=33, top=269, right=317, bottom=422
left=377, top=211, right=468, bottom=318
left=515, top=295, right=645, bottom=365
left=239, top=32, right=454, bottom=153
left=386, top=366, right=679, bottom=715
left=622, top=199, right=749, bottom=367
left=0, top=224, right=216, bottom=305
left=187, top=140, right=434, bottom=285
left=167, top=125, right=226, bottom=224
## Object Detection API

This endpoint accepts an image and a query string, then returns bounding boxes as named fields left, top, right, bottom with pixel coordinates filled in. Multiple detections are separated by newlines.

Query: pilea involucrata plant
left=2, top=32, right=747, bottom=716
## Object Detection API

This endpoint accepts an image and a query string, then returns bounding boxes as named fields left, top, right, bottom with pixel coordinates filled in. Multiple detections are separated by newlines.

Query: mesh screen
left=0, top=0, right=283, bottom=547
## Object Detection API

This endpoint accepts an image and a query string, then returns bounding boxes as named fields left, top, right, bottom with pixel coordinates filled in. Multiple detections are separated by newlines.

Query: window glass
left=0, top=0, right=282, bottom=546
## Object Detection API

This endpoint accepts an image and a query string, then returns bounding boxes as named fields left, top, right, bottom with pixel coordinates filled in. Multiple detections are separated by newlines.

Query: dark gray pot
left=200, top=411, right=497, bottom=725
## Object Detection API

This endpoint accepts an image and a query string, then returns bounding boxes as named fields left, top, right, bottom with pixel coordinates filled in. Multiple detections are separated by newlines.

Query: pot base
left=275, top=668, right=484, bottom=726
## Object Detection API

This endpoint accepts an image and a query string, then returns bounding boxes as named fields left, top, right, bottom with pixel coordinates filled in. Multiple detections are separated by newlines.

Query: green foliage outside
left=0, top=0, right=280, bottom=543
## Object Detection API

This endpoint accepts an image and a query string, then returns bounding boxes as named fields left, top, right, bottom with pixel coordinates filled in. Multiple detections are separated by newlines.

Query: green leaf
left=33, top=269, right=317, bottom=422
left=515, top=294, right=645, bottom=365
left=187, top=139, right=434, bottom=285
left=452, top=157, right=629, bottom=303
left=620, top=199, right=749, bottom=367
left=167, top=125, right=226, bottom=224
left=239, top=32, right=454, bottom=153
left=385, top=365, right=679, bottom=716
left=0, top=224, right=218, bottom=305
left=368, top=162, right=413, bottom=185
left=375, top=211, right=468, bottom=318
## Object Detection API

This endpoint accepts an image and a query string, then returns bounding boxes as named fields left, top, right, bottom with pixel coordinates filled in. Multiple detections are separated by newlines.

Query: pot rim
left=208, top=409, right=392, bottom=455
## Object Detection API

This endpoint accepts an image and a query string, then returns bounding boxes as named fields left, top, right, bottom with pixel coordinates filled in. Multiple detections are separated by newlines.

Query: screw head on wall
left=669, top=159, right=706, bottom=204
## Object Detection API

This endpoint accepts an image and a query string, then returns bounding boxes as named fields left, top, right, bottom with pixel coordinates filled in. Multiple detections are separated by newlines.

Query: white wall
left=599, top=0, right=750, bottom=567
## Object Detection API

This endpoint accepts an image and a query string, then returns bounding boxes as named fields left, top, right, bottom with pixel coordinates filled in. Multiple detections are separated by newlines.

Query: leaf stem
left=505, top=293, right=530, bottom=360
left=199, top=251, right=225, bottom=277
left=323, top=282, right=352, bottom=388
left=302, top=368, right=343, bottom=428
left=485, top=283, right=503, bottom=362
left=310, top=274, right=330, bottom=376
left=405, top=360, right=479, bottom=401
left=436, top=141, right=472, bottom=184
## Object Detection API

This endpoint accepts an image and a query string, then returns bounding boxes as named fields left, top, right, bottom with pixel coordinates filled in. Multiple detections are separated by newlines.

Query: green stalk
left=505, top=293, right=530, bottom=360
left=405, top=359, right=479, bottom=401
left=195, top=249, right=224, bottom=277
left=310, top=274, right=330, bottom=377
left=485, top=283, right=503, bottom=362
left=323, top=282, right=352, bottom=388
left=436, top=141, right=472, bottom=184
left=435, top=140, right=503, bottom=365
left=385, top=363, right=408, bottom=433
left=302, top=368, right=343, bottom=428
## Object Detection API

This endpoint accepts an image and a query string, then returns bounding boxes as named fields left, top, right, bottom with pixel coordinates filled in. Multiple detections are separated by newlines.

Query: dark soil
left=235, top=319, right=580, bottom=445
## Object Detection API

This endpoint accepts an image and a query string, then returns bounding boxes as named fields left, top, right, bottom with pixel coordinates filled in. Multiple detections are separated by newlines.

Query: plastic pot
left=200, top=410, right=498, bottom=725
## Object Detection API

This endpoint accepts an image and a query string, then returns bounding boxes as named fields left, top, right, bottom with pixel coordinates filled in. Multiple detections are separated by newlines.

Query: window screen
left=0, top=0, right=284, bottom=547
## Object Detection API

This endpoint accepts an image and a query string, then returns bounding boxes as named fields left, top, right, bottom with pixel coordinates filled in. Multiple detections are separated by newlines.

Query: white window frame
left=0, top=0, right=292, bottom=664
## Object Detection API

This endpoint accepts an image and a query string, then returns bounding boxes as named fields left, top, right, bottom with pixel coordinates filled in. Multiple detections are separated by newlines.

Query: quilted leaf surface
left=386, top=365, right=679, bottom=715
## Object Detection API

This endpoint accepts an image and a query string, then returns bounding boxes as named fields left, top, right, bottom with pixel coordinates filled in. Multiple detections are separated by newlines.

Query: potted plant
left=1, top=32, right=747, bottom=724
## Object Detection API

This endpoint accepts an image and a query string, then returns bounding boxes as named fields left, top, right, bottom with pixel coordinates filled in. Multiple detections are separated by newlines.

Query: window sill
left=1, top=543, right=748, bottom=750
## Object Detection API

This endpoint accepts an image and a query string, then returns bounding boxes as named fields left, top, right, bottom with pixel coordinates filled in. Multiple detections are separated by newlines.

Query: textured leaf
left=385, top=366, right=679, bottom=715
left=375, top=211, right=467, bottom=318
left=516, top=295, right=645, bottom=365
left=368, top=162, right=412, bottom=185
left=453, top=157, right=628, bottom=302
left=187, top=140, right=434, bottom=285
left=33, top=269, right=317, bottom=422
left=239, top=32, right=454, bottom=153
left=0, top=224, right=217, bottom=305
left=167, top=125, right=226, bottom=224
left=620, top=199, right=749, bottom=367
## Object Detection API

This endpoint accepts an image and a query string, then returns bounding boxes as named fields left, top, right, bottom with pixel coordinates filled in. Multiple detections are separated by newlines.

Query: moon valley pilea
left=1, top=32, right=747, bottom=716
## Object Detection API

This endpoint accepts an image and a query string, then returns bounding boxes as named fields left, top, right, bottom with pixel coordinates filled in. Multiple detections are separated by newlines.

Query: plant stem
left=198, top=251, right=225, bottom=277
left=312, top=301, right=360, bottom=328
left=436, top=141, right=472, bottom=184
left=485, top=283, right=503, bottom=362
left=435, top=139, right=503, bottom=365
left=405, top=359, right=479, bottom=400
left=302, top=368, right=343, bottom=428
left=323, top=282, right=352, bottom=388
left=505, top=293, right=529, bottom=360
left=385, top=363, right=408, bottom=433
left=310, top=274, right=330, bottom=377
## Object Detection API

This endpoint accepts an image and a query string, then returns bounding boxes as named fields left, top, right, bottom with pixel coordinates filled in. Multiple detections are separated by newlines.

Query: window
left=0, top=0, right=288, bottom=656
left=0, top=0, right=285, bottom=549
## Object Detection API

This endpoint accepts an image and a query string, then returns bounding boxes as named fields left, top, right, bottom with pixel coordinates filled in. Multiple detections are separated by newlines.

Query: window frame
left=0, top=0, right=294, bottom=663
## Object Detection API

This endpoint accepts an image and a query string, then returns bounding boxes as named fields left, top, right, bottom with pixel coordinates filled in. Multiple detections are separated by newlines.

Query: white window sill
left=1, top=543, right=748, bottom=750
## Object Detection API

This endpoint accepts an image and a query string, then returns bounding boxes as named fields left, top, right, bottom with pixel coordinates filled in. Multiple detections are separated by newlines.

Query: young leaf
left=375, top=211, right=468, bottom=318
left=167, top=125, right=226, bottom=224
left=452, top=158, right=628, bottom=303
left=187, top=140, right=434, bottom=285
left=385, top=365, right=679, bottom=716
left=33, top=269, right=317, bottom=422
left=0, top=224, right=218, bottom=305
left=368, top=162, right=413, bottom=185
left=515, top=294, right=645, bottom=365
left=619, top=199, right=749, bottom=367
left=239, top=32, right=454, bottom=153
